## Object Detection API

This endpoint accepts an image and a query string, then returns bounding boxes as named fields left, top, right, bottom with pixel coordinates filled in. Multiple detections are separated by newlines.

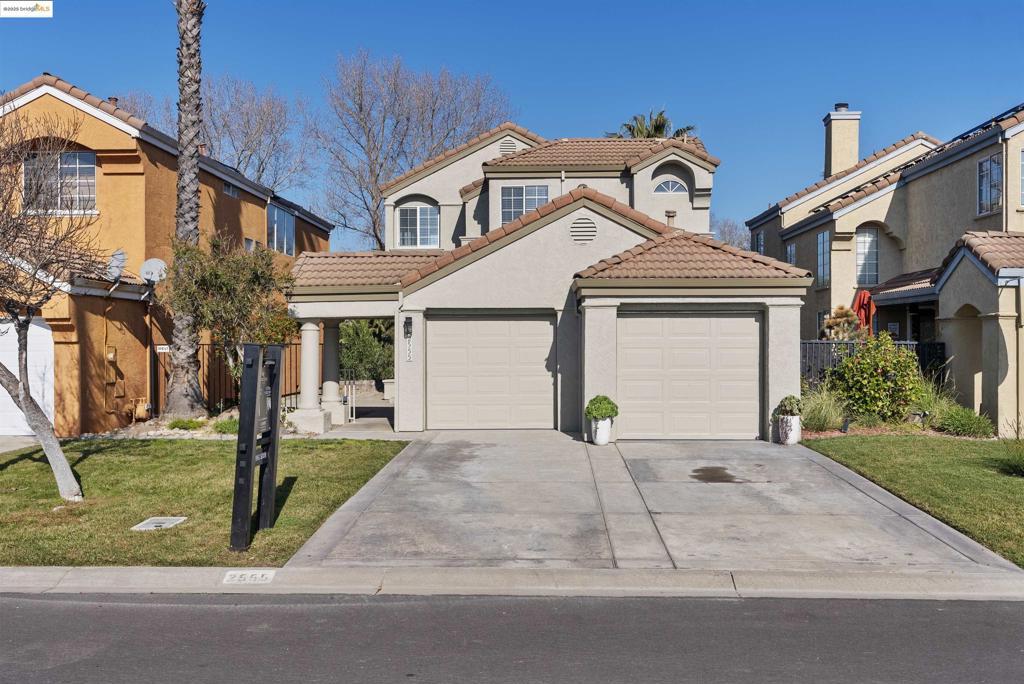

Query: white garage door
left=427, top=316, right=555, bottom=429
left=616, top=313, right=761, bottom=439
left=0, top=320, right=55, bottom=436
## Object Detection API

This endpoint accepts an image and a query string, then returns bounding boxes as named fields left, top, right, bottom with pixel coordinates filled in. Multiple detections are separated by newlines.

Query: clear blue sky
left=2, top=0, right=1021, bottom=251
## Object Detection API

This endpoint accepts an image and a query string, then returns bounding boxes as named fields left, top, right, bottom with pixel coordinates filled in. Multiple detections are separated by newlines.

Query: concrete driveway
left=289, top=431, right=1015, bottom=574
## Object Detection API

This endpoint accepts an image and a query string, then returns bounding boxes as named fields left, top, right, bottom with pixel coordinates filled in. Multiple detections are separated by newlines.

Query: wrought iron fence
left=800, top=340, right=946, bottom=387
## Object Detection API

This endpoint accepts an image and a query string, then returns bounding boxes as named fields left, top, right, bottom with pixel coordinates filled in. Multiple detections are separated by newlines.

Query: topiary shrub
left=802, top=385, right=845, bottom=431
left=585, top=395, right=619, bottom=421
left=938, top=405, right=994, bottom=437
left=828, top=333, right=920, bottom=422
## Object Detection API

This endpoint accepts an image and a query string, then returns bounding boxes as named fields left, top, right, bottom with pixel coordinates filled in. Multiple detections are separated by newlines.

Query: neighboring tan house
left=289, top=123, right=811, bottom=441
left=0, top=73, right=332, bottom=437
left=747, top=101, right=1024, bottom=435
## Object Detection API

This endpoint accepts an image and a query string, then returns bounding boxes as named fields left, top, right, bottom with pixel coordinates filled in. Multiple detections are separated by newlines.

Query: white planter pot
left=591, top=418, right=612, bottom=446
left=778, top=415, right=801, bottom=445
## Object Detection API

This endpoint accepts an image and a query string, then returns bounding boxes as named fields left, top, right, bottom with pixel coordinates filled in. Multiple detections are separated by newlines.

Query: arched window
left=856, top=227, right=879, bottom=286
left=24, top=151, right=96, bottom=212
left=398, top=203, right=439, bottom=247
left=654, top=179, right=686, bottom=194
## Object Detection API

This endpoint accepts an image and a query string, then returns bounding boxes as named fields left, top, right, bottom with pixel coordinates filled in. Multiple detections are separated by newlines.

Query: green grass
left=805, top=435, right=1024, bottom=567
left=213, top=418, right=240, bottom=434
left=167, top=418, right=204, bottom=431
left=0, top=438, right=406, bottom=566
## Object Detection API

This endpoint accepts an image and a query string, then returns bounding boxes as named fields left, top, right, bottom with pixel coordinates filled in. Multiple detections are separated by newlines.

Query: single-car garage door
left=0, top=319, right=55, bottom=436
left=427, top=315, right=555, bottom=429
left=616, top=313, right=761, bottom=439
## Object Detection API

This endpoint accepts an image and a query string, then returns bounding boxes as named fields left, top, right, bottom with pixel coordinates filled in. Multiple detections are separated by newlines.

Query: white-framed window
left=223, top=181, right=240, bottom=198
left=654, top=179, right=686, bottom=193
left=977, top=151, right=1002, bottom=215
left=398, top=205, right=440, bottom=248
left=816, top=230, right=831, bottom=286
left=244, top=237, right=257, bottom=252
left=23, top=151, right=97, bottom=212
left=786, top=242, right=796, bottom=265
left=751, top=231, right=764, bottom=255
left=855, top=227, right=879, bottom=286
left=501, top=185, right=548, bottom=224
left=266, top=203, right=295, bottom=256
left=1020, top=150, right=1023, bottom=206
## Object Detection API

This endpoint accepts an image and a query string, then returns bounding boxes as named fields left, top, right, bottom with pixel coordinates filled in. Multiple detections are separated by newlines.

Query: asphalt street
left=2, top=594, right=1023, bottom=683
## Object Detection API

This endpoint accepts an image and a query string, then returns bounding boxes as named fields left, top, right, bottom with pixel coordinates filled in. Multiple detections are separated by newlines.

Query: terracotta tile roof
left=379, top=122, right=546, bottom=194
left=291, top=250, right=444, bottom=289
left=576, top=231, right=810, bottom=280
left=459, top=177, right=485, bottom=199
left=870, top=268, right=940, bottom=298
left=940, top=231, right=1024, bottom=275
left=399, top=187, right=676, bottom=288
left=484, top=136, right=720, bottom=169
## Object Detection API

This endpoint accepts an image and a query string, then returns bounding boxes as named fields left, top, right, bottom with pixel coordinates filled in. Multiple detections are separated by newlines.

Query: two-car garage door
left=616, top=313, right=762, bottom=440
left=426, top=316, right=555, bottom=429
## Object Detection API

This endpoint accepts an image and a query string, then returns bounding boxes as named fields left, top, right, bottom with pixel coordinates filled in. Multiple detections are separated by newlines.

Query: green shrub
left=852, top=413, right=884, bottom=429
left=776, top=395, right=802, bottom=416
left=167, top=418, right=203, bottom=431
left=802, top=386, right=845, bottom=431
left=828, top=333, right=920, bottom=422
left=910, top=375, right=959, bottom=429
left=1000, top=438, right=1024, bottom=476
left=585, top=395, right=619, bottom=421
left=213, top=418, right=239, bottom=434
left=340, top=320, right=394, bottom=382
left=938, top=405, right=994, bottom=438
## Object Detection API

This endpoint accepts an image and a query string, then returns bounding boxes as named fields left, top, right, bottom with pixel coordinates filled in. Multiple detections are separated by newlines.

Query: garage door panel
left=427, top=316, right=555, bottom=430
left=617, top=313, right=761, bottom=440
left=0, top=320, right=55, bottom=436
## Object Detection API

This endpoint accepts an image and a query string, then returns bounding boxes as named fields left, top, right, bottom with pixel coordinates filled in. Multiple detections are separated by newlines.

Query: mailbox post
left=230, top=344, right=284, bottom=551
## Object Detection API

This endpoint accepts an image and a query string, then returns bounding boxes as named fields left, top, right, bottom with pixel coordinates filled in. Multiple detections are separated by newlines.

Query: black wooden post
left=256, top=345, right=283, bottom=531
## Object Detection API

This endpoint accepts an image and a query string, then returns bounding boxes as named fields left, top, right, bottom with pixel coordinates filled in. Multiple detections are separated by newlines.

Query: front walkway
left=288, top=431, right=1018, bottom=575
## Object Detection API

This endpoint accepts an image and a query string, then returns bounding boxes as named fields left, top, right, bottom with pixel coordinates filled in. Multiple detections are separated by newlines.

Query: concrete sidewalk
left=3, top=565, right=1024, bottom=601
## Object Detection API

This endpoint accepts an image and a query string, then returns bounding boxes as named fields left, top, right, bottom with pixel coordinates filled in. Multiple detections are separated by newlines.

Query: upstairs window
left=24, top=151, right=96, bottom=212
left=978, top=152, right=1002, bottom=215
left=398, top=205, right=439, bottom=248
left=267, top=203, right=295, bottom=256
left=1020, top=150, right=1024, bottom=206
left=856, top=227, right=879, bottom=286
left=223, top=181, right=240, bottom=198
left=816, top=230, right=831, bottom=286
left=786, top=242, right=796, bottom=265
left=654, top=179, right=686, bottom=193
left=501, top=185, right=548, bottom=224
left=751, top=231, right=764, bottom=255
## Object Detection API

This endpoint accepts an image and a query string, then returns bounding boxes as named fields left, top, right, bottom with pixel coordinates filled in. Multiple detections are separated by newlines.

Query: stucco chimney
left=665, top=210, right=677, bottom=227
left=823, top=102, right=861, bottom=178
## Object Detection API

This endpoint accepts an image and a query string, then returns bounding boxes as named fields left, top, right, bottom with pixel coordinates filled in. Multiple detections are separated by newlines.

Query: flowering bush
left=828, top=333, right=920, bottom=422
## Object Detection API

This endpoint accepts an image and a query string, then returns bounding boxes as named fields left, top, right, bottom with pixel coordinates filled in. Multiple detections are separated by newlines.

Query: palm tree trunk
left=165, top=0, right=207, bottom=418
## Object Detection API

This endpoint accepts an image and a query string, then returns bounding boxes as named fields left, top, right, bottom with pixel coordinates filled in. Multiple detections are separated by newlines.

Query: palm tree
left=164, top=0, right=206, bottom=418
left=607, top=109, right=695, bottom=139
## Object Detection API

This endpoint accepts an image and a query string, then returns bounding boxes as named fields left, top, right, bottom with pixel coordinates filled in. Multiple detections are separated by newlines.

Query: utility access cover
left=131, top=516, right=187, bottom=531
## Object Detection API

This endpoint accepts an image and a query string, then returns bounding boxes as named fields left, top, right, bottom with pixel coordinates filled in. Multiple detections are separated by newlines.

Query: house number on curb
left=223, top=570, right=276, bottom=585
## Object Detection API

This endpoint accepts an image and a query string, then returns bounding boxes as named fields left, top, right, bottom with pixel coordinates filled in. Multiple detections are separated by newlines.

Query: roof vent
left=834, top=102, right=849, bottom=112
left=569, top=217, right=597, bottom=244
left=498, top=138, right=517, bottom=155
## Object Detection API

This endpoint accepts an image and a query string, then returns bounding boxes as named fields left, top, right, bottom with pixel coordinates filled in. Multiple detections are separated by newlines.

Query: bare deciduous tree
left=164, top=0, right=206, bottom=419
left=309, top=51, right=512, bottom=249
left=0, top=111, right=106, bottom=501
left=711, top=213, right=750, bottom=250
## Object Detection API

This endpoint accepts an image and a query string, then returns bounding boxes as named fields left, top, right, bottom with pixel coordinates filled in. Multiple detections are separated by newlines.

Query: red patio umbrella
left=852, top=289, right=876, bottom=332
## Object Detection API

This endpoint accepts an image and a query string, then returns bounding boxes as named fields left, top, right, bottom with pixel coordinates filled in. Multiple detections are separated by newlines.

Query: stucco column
left=291, top=320, right=330, bottom=434
left=981, top=313, right=1018, bottom=435
left=395, top=308, right=425, bottom=432
left=581, top=301, right=618, bottom=441
left=766, top=301, right=803, bottom=442
left=321, top=320, right=345, bottom=425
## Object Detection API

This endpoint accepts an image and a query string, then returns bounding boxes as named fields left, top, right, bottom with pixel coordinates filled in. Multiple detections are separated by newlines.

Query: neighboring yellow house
left=747, top=101, right=1024, bottom=434
left=0, top=73, right=332, bottom=437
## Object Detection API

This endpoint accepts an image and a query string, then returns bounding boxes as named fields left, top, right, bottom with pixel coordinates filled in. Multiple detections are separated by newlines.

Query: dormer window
left=24, top=151, right=96, bottom=212
left=398, top=205, right=439, bottom=248
left=654, top=179, right=686, bottom=194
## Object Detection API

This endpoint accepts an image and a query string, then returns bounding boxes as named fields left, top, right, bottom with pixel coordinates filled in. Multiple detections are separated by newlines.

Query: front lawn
left=805, top=435, right=1024, bottom=567
left=0, top=438, right=406, bottom=566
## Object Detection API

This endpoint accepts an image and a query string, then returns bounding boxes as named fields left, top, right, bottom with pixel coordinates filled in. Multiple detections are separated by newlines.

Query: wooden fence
left=800, top=340, right=946, bottom=387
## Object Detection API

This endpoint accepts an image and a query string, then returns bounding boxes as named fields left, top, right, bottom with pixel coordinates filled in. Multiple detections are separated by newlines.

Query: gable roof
left=378, top=122, right=546, bottom=195
left=939, top=231, right=1024, bottom=276
left=576, top=230, right=810, bottom=280
left=1, top=73, right=334, bottom=232
left=484, top=136, right=719, bottom=170
left=291, top=250, right=444, bottom=289
left=745, top=131, right=938, bottom=227
left=459, top=177, right=485, bottom=199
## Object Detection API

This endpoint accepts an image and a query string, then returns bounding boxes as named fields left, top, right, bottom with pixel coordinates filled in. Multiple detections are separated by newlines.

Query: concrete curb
left=4, top=566, right=1024, bottom=601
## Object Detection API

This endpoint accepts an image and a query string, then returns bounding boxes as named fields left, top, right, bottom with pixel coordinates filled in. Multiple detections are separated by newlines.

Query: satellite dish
left=106, top=249, right=126, bottom=282
left=140, top=258, right=167, bottom=284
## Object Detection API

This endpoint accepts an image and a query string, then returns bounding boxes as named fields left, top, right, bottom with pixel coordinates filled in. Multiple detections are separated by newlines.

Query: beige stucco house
left=747, top=101, right=1024, bottom=435
left=289, top=123, right=811, bottom=441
